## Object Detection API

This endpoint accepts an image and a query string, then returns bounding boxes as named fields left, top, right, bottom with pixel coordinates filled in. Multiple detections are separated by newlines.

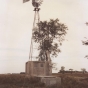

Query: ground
left=0, top=73, right=88, bottom=88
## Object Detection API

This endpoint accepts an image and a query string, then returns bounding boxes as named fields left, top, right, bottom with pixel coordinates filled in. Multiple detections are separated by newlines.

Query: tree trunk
left=45, top=50, right=50, bottom=61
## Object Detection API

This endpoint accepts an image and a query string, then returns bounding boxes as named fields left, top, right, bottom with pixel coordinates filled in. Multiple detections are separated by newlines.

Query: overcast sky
left=0, top=0, right=88, bottom=73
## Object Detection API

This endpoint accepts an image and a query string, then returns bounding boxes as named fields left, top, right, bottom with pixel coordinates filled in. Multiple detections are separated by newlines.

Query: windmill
left=24, top=0, right=52, bottom=76
left=23, top=0, right=43, bottom=61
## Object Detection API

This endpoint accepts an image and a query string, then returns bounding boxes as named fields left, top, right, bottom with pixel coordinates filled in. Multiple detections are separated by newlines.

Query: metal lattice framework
left=29, top=0, right=43, bottom=61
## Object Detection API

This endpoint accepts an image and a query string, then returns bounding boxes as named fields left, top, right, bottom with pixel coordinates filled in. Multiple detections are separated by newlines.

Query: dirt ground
left=0, top=73, right=88, bottom=88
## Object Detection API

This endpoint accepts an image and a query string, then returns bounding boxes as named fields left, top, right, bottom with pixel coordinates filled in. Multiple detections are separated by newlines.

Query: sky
left=0, top=0, right=88, bottom=73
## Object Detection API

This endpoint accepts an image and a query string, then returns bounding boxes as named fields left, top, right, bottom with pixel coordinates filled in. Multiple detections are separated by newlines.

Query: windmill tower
left=29, top=0, right=43, bottom=61
left=24, top=0, right=52, bottom=76
left=23, top=0, right=51, bottom=61
left=23, top=0, right=43, bottom=61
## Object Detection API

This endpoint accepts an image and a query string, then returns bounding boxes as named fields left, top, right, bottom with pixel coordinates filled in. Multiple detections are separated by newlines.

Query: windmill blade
left=32, top=0, right=43, bottom=7
left=23, top=0, right=30, bottom=3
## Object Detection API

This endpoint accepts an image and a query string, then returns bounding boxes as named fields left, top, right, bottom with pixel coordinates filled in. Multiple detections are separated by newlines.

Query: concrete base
left=35, top=76, right=61, bottom=86
left=25, top=61, right=52, bottom=76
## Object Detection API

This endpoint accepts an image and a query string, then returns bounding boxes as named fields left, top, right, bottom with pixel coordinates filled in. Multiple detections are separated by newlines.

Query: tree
left=60, top=66, right=65, bottom=74
left=82, top=39, right=88, bottom=58
left=82, top=40, right=88, bottom=45
left=81, top=68, right=86, bottom=74
left=69, top=69, right=73, bottom=74
left=33, top=18, right=68, bottom=61
left=82, top=22, right=88, bottom=59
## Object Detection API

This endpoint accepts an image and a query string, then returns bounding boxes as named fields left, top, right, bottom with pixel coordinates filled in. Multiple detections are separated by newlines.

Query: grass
left=0, top=73, right=88, bottom=88
left=0, top=74, right=45, bottom=88
left=53, top=73, right=88, bottom=88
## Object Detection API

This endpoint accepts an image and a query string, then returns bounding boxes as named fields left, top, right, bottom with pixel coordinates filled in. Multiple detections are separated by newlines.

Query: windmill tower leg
left=29, top=7, right=40, bottom=61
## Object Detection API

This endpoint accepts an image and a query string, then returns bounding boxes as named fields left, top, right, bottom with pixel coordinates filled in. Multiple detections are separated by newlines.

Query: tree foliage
left=60, top=66, right=65, bottom=74
left=82, top=40, right=88, bottom=46
left=82, top=22, right=88, bottom=59
left=82, top=39, right=88, bottom=58
left=81, top=68, right=86, bottom=74
left=69, top=69, right=73, bottom=74
left=33, top=18, right=68, bottom=60
left=61, top=66, right=65, bottom=71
